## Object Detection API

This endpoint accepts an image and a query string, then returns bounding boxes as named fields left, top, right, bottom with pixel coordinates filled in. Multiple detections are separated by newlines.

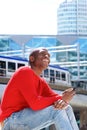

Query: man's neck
left=31, top=66, right=42, bottom=76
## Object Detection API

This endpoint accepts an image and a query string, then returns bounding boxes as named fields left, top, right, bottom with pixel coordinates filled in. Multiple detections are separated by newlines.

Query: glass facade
left=0, top=35, right=87, bottom=82
left=0, top=36, right=22, bottom=56
left=25, top=37, right=62, bottom=61
left=57, top=0, right=87, bottom=35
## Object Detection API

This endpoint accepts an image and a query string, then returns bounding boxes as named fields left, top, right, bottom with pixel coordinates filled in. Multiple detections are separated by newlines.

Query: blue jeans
left=2, top=105, right=79, bottom=130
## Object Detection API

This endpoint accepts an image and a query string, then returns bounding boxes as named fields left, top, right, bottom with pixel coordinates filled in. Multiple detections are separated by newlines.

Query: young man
left=0, top=48, right=79, bottom=130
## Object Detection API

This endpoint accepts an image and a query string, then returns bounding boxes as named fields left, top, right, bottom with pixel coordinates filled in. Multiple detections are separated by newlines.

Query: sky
left=0, top=0, right=65, bottom=35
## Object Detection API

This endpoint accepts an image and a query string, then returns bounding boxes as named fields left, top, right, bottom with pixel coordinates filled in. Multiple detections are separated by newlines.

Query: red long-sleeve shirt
left=0, top=66, right=62, bottom=121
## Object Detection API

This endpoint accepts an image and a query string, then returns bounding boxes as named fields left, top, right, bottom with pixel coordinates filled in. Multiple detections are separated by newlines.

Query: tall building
left=57, top=0, right=87, bottom=35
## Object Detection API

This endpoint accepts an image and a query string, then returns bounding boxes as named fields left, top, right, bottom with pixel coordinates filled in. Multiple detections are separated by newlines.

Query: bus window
left=0, top=61, right=6, bottom=76
left=8, top=62, right=16, bottom=72
left=50, top=69, right=55, bottom=83
left=44, top=69, right=49, bottom=78
left=56, top=71, right=60, bottom=80
left=17, top=63, right=25, bottom=68
left=61, top=72, right=66, bottom=81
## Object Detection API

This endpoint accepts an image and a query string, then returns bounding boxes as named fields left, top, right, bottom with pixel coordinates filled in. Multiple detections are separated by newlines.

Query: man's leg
left=52, top=105, right=79, bottom=130
left=65, top=105, right=79, bottom=130
left=2, top=105, right=79, bottom=130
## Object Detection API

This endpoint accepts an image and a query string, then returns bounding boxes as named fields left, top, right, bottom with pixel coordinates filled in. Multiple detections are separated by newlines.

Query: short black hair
left=29, top=48, right=48, bottom=57
left=29, top=48, right=48, bottom=65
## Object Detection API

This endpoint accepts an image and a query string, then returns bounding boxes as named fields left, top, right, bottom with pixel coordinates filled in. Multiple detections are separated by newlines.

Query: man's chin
left=43, top=65, right=48, bottom=70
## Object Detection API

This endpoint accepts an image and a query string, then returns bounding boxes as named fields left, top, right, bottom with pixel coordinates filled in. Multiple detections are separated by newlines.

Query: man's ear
left=29, top=56, right=35, bottom=62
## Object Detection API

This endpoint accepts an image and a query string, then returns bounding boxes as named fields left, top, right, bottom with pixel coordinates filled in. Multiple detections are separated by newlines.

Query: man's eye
left=41, top=53, right=45, bottom=56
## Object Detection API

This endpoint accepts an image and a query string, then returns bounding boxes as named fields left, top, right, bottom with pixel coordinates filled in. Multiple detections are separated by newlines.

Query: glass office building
left=0, top=36, right=62, bottom=62
left=0, top=36, right=22, bottom=56
left=0, top=35, right=87, bottom=83
left=57, top=0, right=87, bottom=35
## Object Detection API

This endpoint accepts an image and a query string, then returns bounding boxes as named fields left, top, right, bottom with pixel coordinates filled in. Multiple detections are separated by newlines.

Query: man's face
left=31, top=49, right=50, bottom=70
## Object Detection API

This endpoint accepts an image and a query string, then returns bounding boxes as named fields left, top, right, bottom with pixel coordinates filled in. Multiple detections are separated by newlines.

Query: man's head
left=29, top=48, right=50, bottom=71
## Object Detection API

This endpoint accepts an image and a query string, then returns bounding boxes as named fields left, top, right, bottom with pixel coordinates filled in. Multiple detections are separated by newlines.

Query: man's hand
left=54, top=99, right=68, bottom=110
left=54, top=88, right=75, bottom=110
left=62, top=88, right=76, bottom=104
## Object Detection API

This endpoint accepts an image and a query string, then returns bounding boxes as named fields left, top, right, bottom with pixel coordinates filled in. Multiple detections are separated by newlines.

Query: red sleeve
left=16, top=67, right=62, bottom=110
left=41, top=78, right=62, bottom=98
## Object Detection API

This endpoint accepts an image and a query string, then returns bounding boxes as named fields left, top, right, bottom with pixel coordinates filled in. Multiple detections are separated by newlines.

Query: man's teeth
left=43, top=59, right=48, bottom=62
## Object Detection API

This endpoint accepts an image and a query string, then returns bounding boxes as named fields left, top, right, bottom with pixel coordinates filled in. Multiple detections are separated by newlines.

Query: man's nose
left=45, top=54, right=49, bottom=58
